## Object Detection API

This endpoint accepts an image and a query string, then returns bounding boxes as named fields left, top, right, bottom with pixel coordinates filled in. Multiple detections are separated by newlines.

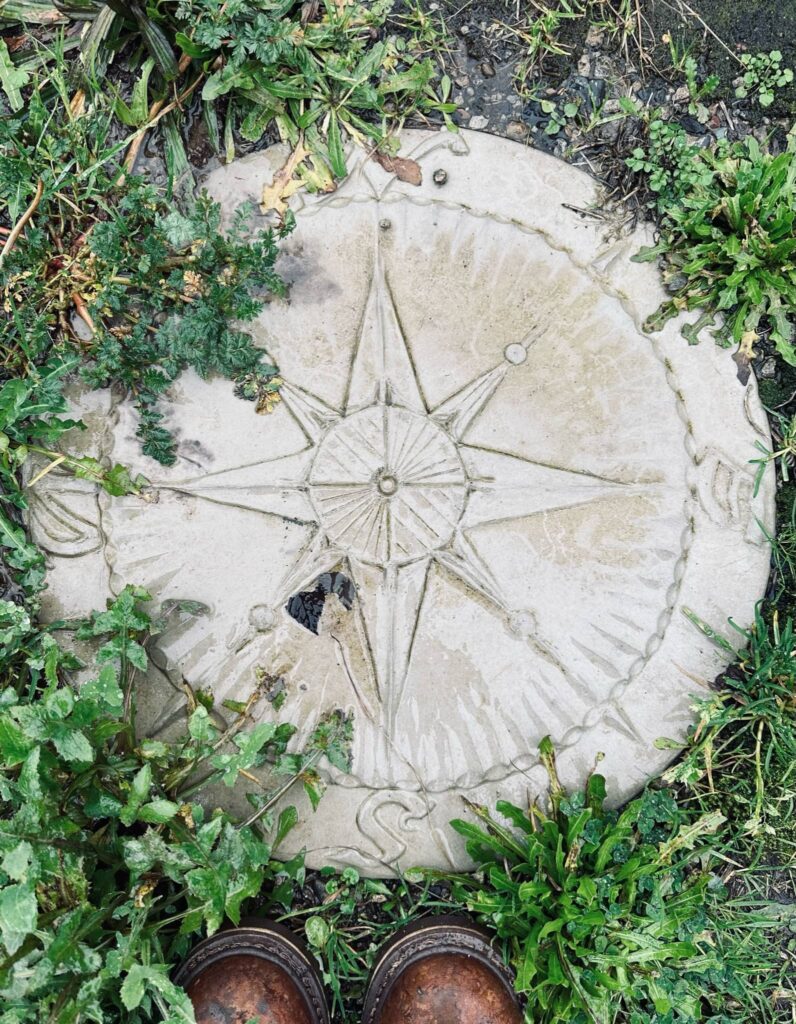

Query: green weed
left=682, top=54, right=719, bottom=123
left=4, top=0, right=455, bottom=183
left=626, top=118, right=715, bottom=209
left=0, top=585, right=352, bottom=1022
left=752, top=410, right=796, bottom=496
left=661, top=31, right=698, bottom=76
left=629, top=130, right=796, bottom=364
left=735, top=50, right=794, bottom=109
left=535, top=90, right=625, bottom=139
left=538, top=94, right=581, bottom=135
left=389, top=0, right=453, bottom=63
left=279, top=869, right=458, bottom=1019
left=506, top=0, right=582, bottom=90
left=669, top=608, right=796, bottom=858
left=449, top=738, right=727, bottom=1021
left=446, top=736, right=789, bottom=1023
left=1, top=73, right=290, bottom=466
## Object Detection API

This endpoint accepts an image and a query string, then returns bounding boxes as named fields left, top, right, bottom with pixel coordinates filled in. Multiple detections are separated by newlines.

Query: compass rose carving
left=160, top=251, right=638, bottom=739
left=26, top=129, right=776, bottom=874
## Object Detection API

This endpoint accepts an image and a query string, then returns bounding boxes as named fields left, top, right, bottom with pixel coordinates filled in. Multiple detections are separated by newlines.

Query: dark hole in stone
left=285, top=571, right=355, bottom=635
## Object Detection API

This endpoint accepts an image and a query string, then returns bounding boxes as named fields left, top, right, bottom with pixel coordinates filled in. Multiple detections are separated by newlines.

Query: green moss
left=758, top=371, right=796, bottom=410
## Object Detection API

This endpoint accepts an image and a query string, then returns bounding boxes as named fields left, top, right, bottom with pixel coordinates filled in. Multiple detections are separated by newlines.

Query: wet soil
left=390, top=0, right=796, bottom=156
left=645, top=0, right=796, bottom=98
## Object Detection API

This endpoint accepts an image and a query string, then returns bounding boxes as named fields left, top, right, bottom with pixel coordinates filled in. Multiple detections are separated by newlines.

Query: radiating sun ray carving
left=160, top=252, right=644, bottom=739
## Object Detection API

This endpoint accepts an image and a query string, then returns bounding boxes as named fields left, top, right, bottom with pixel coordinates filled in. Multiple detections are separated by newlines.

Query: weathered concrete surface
left=29, top=129, right=775, bottom=873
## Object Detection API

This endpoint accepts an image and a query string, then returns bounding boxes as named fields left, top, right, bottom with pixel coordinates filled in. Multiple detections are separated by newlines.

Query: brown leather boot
left=174, top=919, right=329, bottom=1024
left=361, top=916, right=522, bottom=1024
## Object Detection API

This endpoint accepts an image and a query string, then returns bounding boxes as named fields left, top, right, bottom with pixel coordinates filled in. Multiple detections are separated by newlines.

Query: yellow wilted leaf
left=260, top=140, right=310, bottom=215
left=732, top=329, right=759, bottom=385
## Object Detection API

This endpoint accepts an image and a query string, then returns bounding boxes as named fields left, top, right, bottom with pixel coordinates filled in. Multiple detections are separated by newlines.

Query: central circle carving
left=308, top=406, right=466, bottom=565
left=377, top=474, right=398, bottom=496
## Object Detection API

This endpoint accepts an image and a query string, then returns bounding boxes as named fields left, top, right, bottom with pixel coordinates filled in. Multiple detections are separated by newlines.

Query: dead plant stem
left=0, top=179, right=44, bottom=267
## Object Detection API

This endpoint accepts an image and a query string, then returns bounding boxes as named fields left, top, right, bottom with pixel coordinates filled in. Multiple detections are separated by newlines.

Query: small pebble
left=469, top=115, right=489, bottom=130
left=585, top=26, right=604, bottom=46
left=760, top=358, right=777, bottom=379
left=480, top=61, right=495, bottom=78
left=597, top=119, right=621, bottom=143
left=506, top=120, right=529, bottom=140
left=593, top=54, right=614, bottom=79
left=70, top=311, right=93, bottom=343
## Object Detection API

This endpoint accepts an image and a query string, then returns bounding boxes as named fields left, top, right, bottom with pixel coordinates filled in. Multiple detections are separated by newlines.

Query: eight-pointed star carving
left=161, top=253, right=637, bottom=738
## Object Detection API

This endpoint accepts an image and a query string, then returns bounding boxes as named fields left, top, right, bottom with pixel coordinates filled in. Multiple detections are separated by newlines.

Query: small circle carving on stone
left=504, top=343, right=527, bottom=365
left=377, top=473, right=398, bottom=496
left=508, top=610, right=536, bottom=637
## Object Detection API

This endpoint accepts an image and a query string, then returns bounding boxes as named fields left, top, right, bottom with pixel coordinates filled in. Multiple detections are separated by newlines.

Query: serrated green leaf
left=273, top=805, right=298, bottom=850
left=0, top=717, right=34, bottom=767
left=80, top=665, right=124, bottom=713
left=131, top=763, right=152, bottom=803
left=188, top=705, right=217, bottom=743
left=0, top=40, right=29, bottom=113
left=138, top=798, right=180, bottom=823
left=18, top=745, right=41, bottom=802
left=51, top=726, right=94, bottom=764
left=120, top=964, right=147, bottom=1010
left=1, top=842, right=33, bottom=883
left=0, top=884, right=37, bottom=954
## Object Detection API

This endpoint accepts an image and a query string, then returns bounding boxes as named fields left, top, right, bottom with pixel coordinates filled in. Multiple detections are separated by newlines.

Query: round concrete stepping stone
left=30, top=129, right=774, bottom=874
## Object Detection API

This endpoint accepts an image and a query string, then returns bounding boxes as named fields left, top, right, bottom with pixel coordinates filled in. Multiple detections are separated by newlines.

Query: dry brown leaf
left=12, top=7, right=65, bottom=24
left=260, top=141, right=310, bottom=215
left=300, top=0, right=319, bottom=25
left=372, top=151, right=422, bottom=186
left=70, top=90, right=86, bottom=118
left=732, top=329, right=759, bottom=386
